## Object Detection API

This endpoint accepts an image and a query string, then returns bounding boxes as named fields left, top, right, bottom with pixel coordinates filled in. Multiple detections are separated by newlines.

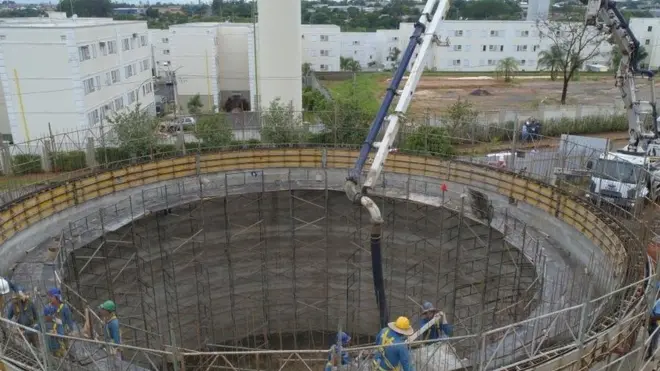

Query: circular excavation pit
left=62, top=189, right=539, bottom=367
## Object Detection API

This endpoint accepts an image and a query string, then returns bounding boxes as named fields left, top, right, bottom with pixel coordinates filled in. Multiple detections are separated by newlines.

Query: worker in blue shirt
left=325, top=332, right=351, bottom=371
left=37, top=305, right=67, bottom=357
left=98, top=300, right=121, bottom=361
left=7, top=286, right=38, bottom=346
left=419, top=301, right=453, bottom=342
left=46, top=288, right=75, bottom=334
left=647, top=297, right=660, bottom=360
left=373, top=316, right=414, bottom=371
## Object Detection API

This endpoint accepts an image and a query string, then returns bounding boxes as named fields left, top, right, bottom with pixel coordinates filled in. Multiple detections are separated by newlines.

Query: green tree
left=107, top=104, right=159, bottom=157
left=537, top=45, right=565, bottom=81
left=340, top=57, right=361, bottom=72
left=57, top=0, right=112, bottom=17
left=403, top=125, right=454, bottom=156
left=537, top=20, right=607, bottom=104
left=195, top=113, right=233, bottom=148
left=145, top=7, right=160, bottom=18
left=316, top=85, right=374, bottom=145
left=187, top=94, right=203, bottom=115
left=387, top=47, right=401, bottom=69
left=443, top=98, right=478, bottom=138
left=211, top=0, right=223, bottom=16
left=260, top=98, right=308, bottom=143
left=611, top=45, right=649, bottom=70
left=496, top=57, right=519, bottom=82
left=302, top=62, right=313, bottom=76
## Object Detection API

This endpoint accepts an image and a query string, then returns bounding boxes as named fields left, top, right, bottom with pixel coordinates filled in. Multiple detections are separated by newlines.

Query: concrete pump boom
left=583, top=0, right=658, bottom=152
left=344, top=0, right=450, bottom=329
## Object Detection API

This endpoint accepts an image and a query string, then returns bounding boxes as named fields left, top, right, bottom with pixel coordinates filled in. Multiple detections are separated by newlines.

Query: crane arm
left=583, top=0, right=658, bottom=151
left=343, top=0, right=451, bottom=330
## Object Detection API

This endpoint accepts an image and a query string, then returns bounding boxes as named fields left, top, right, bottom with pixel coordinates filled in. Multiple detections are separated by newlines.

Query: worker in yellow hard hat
left=372, top=316, right=414, bottom=371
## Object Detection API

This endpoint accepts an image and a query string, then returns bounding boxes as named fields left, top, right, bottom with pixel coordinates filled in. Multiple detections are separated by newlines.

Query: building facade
left=0, top=14, right=154, bottom=143
left=168, top=23, right=220, bottom=114
left=302, top=24, right=341, bottom=72
left=217, top=23, right=252, bottom=109
left=628, top=17, right=660, bottom=69
left=148, top=29, right=171, bottom=78
left=340, top=32, right=381, bottom=69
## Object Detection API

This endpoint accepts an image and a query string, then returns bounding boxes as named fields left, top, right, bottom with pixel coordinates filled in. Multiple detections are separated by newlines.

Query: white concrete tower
left=256, top=0, right=302, bottom=112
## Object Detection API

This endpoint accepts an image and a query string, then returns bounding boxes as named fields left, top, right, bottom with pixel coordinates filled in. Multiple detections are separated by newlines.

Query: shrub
left=51, top=151, right=86, bottom=172
left=95, top=147, right=131, bottom=168
left=12, top=154, right=42, bottom=175
left=402, top=125, right=454, bottom=157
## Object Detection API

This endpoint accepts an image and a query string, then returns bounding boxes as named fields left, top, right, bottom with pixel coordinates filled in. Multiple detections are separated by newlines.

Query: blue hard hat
left=47, top=288, right=61, bottom=297
left=43, top=305, right=57, bottom=317
left=422, top=301, right=436, bottom=313
left=338, top=332, right=351, bottom=345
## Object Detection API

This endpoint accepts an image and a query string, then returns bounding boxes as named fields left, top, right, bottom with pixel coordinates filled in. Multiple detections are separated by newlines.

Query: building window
left=78, top=46, right=91, bottom=61
left=162, top=37, right=169, bottom=43
left=320, top=64, right=328, bottom=71
left=95, top=76, right=101, bottom=90
left=87, top=109, right=100, bottom=126
left=130, top=38, right=136, bottom=49
left=392, top=37, right=398, bottom=41
left=482, top=45, right=486, bottom=52
left=140, top=35, right=147, bottom=46
left=108, top=40, right=117, bottom=54
left=111, top=69, right=120, bottom=83
left=488, top=59, right=496, bottom=65
left=533, top=45, right=539, bottom=52
left=114, top=97, right=125, bottom=110
left=452, top=59, right=460, bottom=66
left=490, top=30, right=499, bottom=37
left=99, top=42, right=107, bottom=56
left=520, top=59, right=526, bottom=65
left=500, top=45, right=504, bottom=52
left=320, top=35, right=329, bottom=41
left=648, top=26, right=653, bottom=32
left=516, top=45, right=528, bottom=52
left=453, top=45, right=462, bottom=51
left=125, top=64, right=135, bottom=79
left=142, top=82, right=153, bottom=96
left=128, top=90, right=136, bottom=104
left=122, top=38, right=130, bottom=51
left=454, top=30, right=463, bottom=37
left=353, top=40, right=360, bottom=45
left=646, top=39, right=651, bottom=45
left=141, top=59, right=149, bottom=71
left=520, top=30, right=529, bottom=37
left=83, top=78, right=95, bottom=95
left=163, top=49, right=170, bottom=55
left=489, top=45, right=497, bottom=52
left=320, top=50, right=329, bottom=56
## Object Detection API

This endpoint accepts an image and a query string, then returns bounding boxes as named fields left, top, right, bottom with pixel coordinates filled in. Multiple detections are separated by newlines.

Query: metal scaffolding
left=42, top=169, right=571, bottom=369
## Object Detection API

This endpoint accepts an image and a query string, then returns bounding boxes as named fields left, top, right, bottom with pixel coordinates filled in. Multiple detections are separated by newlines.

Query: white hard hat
left=0, top=279, right=10, bottom=295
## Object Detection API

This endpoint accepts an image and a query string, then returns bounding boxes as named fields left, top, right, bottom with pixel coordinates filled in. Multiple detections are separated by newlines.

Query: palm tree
left=302, top=62, right=313, bottom=76
left=610, top=46, right=649, bottom=70
left=496, top=57, right=519, bottom=82
left=537, top=45, right=565, bottom=81
left=340, top=57, right=361, bottom=72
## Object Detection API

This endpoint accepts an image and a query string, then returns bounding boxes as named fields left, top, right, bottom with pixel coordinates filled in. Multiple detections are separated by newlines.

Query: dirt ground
left=378, top=75, right=628, bottom=113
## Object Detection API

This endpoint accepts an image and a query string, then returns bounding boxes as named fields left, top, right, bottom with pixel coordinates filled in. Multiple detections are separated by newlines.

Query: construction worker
left=647, top=296, right=660, bottom=360
left=325, top=332, right=351, bottom=371
left=373, top=316, right=414, bottom=371
left=419, top=301, right=453, bottom=341
left=98, top=300, right=121, bottom=361
left=6, top=286, right=38, bottom=346
left=38, top=305, right=66, bottom=357
left=46, top=288, right=75, bottom=334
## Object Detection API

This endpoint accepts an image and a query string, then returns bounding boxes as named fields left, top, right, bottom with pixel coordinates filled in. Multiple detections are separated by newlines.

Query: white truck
left=586, top=150, right=660, bottom=209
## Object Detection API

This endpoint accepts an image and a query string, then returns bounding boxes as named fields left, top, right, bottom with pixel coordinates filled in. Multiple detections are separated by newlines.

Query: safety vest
left=373, top=329, right=400, bottom=371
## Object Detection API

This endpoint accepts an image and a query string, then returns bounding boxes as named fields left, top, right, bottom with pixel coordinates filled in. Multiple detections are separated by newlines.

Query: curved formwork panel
left=0, top=148, right=648, bottom=371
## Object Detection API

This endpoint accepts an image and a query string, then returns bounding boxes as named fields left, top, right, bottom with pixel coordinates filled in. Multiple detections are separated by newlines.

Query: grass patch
left=323, top=74, right=382, bottom=113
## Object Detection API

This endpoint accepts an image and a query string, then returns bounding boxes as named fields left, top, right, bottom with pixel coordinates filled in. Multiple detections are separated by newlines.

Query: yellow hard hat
left=388, top=316, right=414, bottom=336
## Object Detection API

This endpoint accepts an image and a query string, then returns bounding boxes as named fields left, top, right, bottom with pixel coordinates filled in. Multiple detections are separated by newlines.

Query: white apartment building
left=302, top=24, right=340, bottom=72
left=0, top=13, right=154, bottom=143
left=168, top=23, right=221, bottom=113
left=340, top=32, right=382, bottom=69
left=149, top=29, right=171, bottom=77
left=628, top=17, right=660, bottom=69
left=217, top=23, right=252, bottom=107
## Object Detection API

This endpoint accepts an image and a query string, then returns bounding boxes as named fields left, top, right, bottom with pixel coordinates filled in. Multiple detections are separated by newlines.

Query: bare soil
left=375, top=75, right=626, bottom=113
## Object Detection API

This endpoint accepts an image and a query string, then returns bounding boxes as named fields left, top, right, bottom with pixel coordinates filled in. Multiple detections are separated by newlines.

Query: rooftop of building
left=0, top=12, right=144, bottom=28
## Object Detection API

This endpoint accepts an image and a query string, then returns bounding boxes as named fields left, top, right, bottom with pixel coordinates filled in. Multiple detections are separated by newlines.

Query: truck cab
left=586, top=151, right=660, bottom=209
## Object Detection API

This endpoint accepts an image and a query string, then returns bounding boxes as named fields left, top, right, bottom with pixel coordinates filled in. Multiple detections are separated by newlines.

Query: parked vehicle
left=160, top=116, right=196, bottom=133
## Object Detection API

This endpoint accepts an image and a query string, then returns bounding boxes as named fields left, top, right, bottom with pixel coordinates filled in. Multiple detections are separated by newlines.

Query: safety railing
left=0, top=146, right=649, bottom=371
